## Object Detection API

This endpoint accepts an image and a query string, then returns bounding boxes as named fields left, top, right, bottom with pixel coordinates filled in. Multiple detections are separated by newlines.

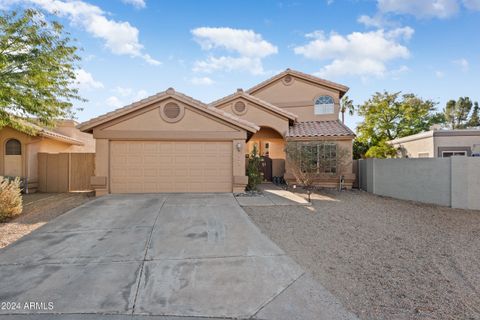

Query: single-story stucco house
left=389, top=128, right=480, bottom=158
left=78, top=69, right=356, bottom=195
left=0, top=120, right=95, bottom=192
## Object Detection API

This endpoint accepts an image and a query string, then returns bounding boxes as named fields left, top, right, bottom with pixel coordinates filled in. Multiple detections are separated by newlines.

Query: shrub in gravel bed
left=0, top=176, right=23, bottom=222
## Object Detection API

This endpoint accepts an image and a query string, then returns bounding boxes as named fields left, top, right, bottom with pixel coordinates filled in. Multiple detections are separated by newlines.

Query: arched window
left=5, top=139, right=21, bottom=155
left=314, top=96, right=335, bottom=115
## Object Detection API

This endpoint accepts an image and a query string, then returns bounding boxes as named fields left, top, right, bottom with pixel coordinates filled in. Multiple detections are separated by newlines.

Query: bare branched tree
left=285, top=141, right=351, bottom=201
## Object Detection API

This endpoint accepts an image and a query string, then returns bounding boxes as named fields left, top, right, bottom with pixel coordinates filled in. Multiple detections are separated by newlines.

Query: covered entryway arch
left=246, top=126, right=285, bottom=180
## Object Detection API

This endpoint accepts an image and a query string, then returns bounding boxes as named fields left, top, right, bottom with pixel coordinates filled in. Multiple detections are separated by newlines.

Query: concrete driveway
left=0, top=193, right=356, bottom=320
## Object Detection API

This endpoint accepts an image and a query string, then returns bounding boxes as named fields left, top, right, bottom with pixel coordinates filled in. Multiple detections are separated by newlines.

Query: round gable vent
left=282, top=75, right=294, bottom=85
left=234, top=101, right=247, bottom=115
left=164, top=102, right=180, bottom=118
left=160, top=101, right=185, bottom=122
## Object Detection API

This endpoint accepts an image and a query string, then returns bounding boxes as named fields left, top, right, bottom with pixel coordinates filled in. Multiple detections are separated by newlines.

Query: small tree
left=364, top=140, right=397, bottom=158
left=0, top=177, right=22, bottom=222
left=444, top=97, right=473, bottom=129
left=0, top=9, right=83, bottom=132
left=285, top=141, right=350, bottom=202
left=468, top=102, right=480, bottom=127
left=340, top=95, right=355, bottom=124
left=246, top=144, right=262, bottom=191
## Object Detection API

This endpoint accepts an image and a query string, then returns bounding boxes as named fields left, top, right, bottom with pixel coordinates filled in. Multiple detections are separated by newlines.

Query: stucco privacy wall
left=451, top=157, right=480, bottom=210
left=358, top=158, right=480, bottom=210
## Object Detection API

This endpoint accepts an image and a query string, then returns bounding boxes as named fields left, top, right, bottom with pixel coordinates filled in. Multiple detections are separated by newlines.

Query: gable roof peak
left=246, top=68, right=349, bottom=97
left=78, top=88, right=259, bottom=133
left=209, top=90, right=297, bottom=121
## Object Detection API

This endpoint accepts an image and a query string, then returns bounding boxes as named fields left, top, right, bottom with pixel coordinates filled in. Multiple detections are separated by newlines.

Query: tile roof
left=77, top=88, right=259, bottom=133
left=209, top=89, right=298, bottom=121
left=15, top=120, right=84, bottom=145
left=246, top=68, right=349, bottom=96
left=287, top=120, right=355, bottom=138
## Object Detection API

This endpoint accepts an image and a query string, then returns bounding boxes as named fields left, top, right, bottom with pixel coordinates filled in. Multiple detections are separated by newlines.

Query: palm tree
left=340, top=95, right=355, bottom=124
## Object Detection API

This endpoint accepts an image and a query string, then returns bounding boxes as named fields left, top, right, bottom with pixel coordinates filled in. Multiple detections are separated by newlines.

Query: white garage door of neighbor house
left=109, top=141, right=232, bottom=193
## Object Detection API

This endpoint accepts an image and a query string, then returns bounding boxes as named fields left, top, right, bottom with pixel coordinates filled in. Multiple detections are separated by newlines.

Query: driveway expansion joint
left=131, top=197, right=167, bottom=315
left=250, top=272, right=306, bottom=319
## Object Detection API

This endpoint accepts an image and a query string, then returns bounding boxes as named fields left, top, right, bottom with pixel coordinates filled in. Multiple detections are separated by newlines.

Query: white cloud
left=294, top=28, right=413, bottom=78
left=435, top=70, right=445, bottom=78
left=371, top=0, right=480, bottom=20
left=122, top=0, right=146, bottom=9
left=193, top=56, right=266, bottom=75
left=108, top=87, right=149, bottom=108
left=18, top=0, right=159, bottom=65
left=113, top=86, right=133, bottom=97
left=106, top=96, right=123, bottom=108
left=134, top=89, right=148, bottom=100
left=453, top=58, right=469, bottom=71
left=191, top=27, right=278, bottom=75
left=463, top=0, right=480, bottom=10
left=358, top=14, right=388, bottom=28
left=74, top=69, right=104, bottom=89
left=190, top=77, right=215, bottom=86
left=378, top=0, right=460, bottom=18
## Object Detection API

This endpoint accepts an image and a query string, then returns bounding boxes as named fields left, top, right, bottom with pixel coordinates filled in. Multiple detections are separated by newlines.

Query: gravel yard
left=0, top=192, right=94, bottom=248
left=244, top=189, right=480, bottom=320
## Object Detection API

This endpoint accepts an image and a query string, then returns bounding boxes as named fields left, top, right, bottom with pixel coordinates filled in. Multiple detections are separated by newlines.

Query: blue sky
left=3, top=0, right=480, bottom=130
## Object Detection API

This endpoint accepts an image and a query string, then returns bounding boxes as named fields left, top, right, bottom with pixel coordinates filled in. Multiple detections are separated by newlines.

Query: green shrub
left=246, top=144, right=262, bottom=191
left=0, top=176, right=23, bottom=222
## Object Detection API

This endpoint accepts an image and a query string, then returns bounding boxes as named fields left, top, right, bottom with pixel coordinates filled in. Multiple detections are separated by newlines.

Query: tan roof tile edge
left=287, top=120, right=356, bottom=137
left=15, top=120, right=84, bottom=145
left=209, top=90, right=298, bottom=121
left=246, top=68, right=349, bottom=95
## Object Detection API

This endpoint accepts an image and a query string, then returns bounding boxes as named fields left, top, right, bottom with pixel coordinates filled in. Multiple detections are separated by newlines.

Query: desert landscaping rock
left=0, top=193, right=93, bottom=248
left=245, top=189, right=480, bottom=320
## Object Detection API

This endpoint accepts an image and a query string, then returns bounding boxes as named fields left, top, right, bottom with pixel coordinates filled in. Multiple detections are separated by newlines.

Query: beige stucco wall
left=215, top=97, right=290, bottom=137
left=390, top=133, right=480, bottom=158
left=390, top=136, right=434, bottom=158
left=104, top=100, right=236, bottom=133
left=1, top=125, right=95, bottom=187
left=0, top=127, right=33, bottom=178
left=250, top=77, right=341, bottom=122
left=434, top=135, right=480, bottom=157
left=90, top=97, right=250, bottom=195
left=53, top=120, right=96, bottom=153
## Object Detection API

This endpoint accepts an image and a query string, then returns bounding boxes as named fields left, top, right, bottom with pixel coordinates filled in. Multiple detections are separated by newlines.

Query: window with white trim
left=314, top=96, right=335, bottom=115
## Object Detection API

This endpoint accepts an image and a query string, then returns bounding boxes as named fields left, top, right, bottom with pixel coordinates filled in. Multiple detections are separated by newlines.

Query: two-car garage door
left=110, top=141, right=232, bottom=193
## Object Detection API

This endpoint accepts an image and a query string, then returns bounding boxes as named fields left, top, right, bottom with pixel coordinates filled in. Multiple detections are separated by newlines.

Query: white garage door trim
left=109, top=141, right=232, bottom=193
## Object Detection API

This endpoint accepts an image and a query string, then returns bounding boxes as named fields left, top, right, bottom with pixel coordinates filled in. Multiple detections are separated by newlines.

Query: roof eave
left=78, top=90, right=259, bottom=134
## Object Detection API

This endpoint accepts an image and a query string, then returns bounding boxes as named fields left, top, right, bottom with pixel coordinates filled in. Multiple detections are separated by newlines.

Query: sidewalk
left=235, top=183, right=310, bottom=206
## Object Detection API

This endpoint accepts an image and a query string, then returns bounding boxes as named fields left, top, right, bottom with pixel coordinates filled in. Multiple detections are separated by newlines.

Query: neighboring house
left=78, top=69, right=355, bottom=195
left=0, top=120, right=95, bottom=192
left=389, top=128, right=480, bottom=158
